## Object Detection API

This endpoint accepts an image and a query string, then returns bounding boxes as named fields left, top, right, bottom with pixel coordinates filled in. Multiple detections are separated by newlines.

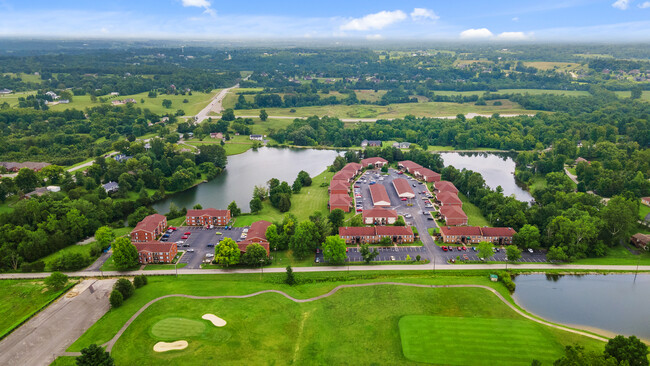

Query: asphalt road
left=164, top=226, right=246, bottom=269
left=0, top=279, right=116, bottom=366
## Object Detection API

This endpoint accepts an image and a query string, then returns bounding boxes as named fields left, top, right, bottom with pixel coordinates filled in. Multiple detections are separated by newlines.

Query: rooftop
left=437, top=191, right=462, bottom=205
left=440, top=226, right=482, bottom=236
left=248, top=220, right=272, bottom=240
left=134, top=241, right=176, bottom=253
left=360, top=157, right=388, bottom=166
left=187, top=208, right=230, bottom=217
left=362, top=207, right=398, bottom=219
left=134, top=214, right=167, bottom=233
left=440, top=205, right=467, bottom=219
left=434, top=181, right=458, bottom=193
left=369, top=184, right=390, bottom=204
left=392, top=178, right=414, bottom=196
left=398, top=160, right=422, bottom=171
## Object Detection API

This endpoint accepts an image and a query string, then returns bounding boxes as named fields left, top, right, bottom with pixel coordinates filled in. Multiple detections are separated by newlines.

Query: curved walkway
left=99, top=282, right=608, bottom=353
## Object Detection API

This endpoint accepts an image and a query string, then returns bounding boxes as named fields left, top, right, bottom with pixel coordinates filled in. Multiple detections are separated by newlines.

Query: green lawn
left=144, top=263, right=188, bottom=271
left=528, top=175, right=548, bottom=193
left=0, top=280, right=72, bottom=339
left=571, top=244, right=650, bottom=265
left=67, top=273, right=604, bottom=365
left=639, top=203, right=650, bottom=221
left=268, top=250, right=315, bottom=268
left=39, top=243, right=96, bottom=271
left=50, top=356, right=77, bottom=366
left=458, top=192, right=489, bottom=226
left=186, top=135, right=257, bottom=156
left=0, top=91, right=36, bottom=107
left=101, top=256, right=139, bottom=272
left=400, top=315, right=565, bottom=365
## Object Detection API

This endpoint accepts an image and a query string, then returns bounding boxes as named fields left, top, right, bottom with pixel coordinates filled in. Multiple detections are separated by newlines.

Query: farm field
left=65, top=273, right=605, bottom=365
left=0, top=91, right=36, bottom=107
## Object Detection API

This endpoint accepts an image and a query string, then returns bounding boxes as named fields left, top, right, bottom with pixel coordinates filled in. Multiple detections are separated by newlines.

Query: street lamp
left=260, top=258, right=265, bottom=279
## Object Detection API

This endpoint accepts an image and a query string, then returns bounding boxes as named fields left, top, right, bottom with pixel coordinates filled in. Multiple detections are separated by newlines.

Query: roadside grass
left=571, top=244, right=650, bottom=265
left=458, top=192, right=489, bottom=226
left=399, top=315, right=565, bottom=365
left=39, top=243, right=96, bottom=271
left=144, top=263, right=188, bottom=271
left=68, top=273, right=605, bottom=365
left=50, top=356, right=77, bottom=366
left=0, top=280, right=72, bottom=339
left=49, top=90, right=218, bottom=115
left=101, top=256, right=139, bottom=272
left=268, top=250, right=315, bottom=268
left=639, top=203, right=650, bottom=221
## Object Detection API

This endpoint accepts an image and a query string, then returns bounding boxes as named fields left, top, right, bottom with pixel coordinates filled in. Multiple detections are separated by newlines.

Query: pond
left=513, top=274, right=650, bottom=341
left=439, top=152, right=534, bottom=202
left=153, top=147, right=339, bottom=214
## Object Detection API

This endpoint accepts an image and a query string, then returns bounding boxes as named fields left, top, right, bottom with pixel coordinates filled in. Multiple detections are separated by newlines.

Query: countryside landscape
left=1, top=0, right=650, bottom=365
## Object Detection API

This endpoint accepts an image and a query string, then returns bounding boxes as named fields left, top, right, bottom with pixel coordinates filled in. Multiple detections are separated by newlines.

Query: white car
left=187, top=248, right=194, bottom=252
left=528, top=248, right=534, bottom=253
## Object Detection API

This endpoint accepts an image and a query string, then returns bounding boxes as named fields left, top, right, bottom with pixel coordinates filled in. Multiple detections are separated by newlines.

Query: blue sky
left=1, top=0, right=649, bottom=41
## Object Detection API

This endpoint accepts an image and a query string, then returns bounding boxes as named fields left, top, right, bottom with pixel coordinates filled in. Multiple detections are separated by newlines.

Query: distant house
left=0, top=161, right=51, bottom=172
left=58, top=99, right=70, bottom=104
left=642, top=197, right=650, bottom=207
left=186, top=208, right=231, bottom=227
left=630, top=233, right=650, bottom=250
left=237, top=220, right=272, bottom=256
left=0, top=88, right=12, bottom=94
left=45, top=91, right=59, bottom=100
left=24, top=187, right=50, bottom=199
left=412, top=167, right=441, bottom=182
left=114, top=154, right=132, bottom=162
left=360, top=157, right=388, bottom=168
left=134, top=241, right=177, bottom=264
left=111, top=100, right=125, bottom=106
left=102, top=181, right=119, bottom=193
left=46, top=186, right=61, bottom=192
left=110, top=92, right=120, bottom=96
left=131, top=214, right=168, bottom=242
left=398, top=160, right=423, bottom=173
left=210, top=132, right=224, bottom=139
left=250, top=134, right=263, bottom=141
left=575, top=157, right=590, bottom=165
left=124, top=98, right=137, bottom=104
left=392, top=142, right=411, bottom=149
left=361, top=139, right=381, bottom=148
left=144, top=143, right=151, bottom=150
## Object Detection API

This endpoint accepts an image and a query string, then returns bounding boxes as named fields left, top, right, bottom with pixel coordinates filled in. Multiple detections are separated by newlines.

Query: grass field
left=66, top=273, right=605, bottom=365
left=432, top=89, right=590, bottom=97
left=400, top=315, right=564, bottom=365
left=39, top=243, right=96, bottom=271
left=0, top=280, right=71, bottom=339
left=186, top=135, right=258, bottom=156
left=144, top=263, right=188, bottom=271
left=49, top=90, right=218, bottom=115
left=458, top=192, right=489, bottom=226
left=615, top=90, right=650, bottom=101
left=522, top=61, right=581, bottom=71
left=528, top=175, right=548, bottom=194
left=640, top=203, right=650, bottom=221
left=571, top=244, right=650, bottom=265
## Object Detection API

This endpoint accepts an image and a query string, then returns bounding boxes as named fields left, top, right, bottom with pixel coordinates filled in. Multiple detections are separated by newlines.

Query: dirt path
left=102, top=282, right=607, bottom=353
left=0, top=279, right=116, bottom=366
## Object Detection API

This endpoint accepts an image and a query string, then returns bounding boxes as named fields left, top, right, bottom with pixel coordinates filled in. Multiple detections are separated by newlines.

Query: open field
left=522, top=61, right=581, bottom=71
left=0, top=280, right=71, bottom=339
left=48, top=90, right=218, bottom=115
left=640, top=203, right=650, bottom=221
left=571, top=244, right=650, bottom=265
left=400, top=315, right=564, bottom=365
left=0, top=91, right=36, bottom=107
left=458, top=192, right=489, bottom=226
left=186, top=134, right=258, bottom=156
left=528, top=175, right=548, bottom=193
left=615, top=90, right=650, bottom=102
left=66, top=273, right=605, bottom=365
left=39, top=243, right=96, bottom=271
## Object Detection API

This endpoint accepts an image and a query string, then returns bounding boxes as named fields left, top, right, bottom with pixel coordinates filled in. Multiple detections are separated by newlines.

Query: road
left=67, top=151, right=118, bottom=173
left=193, top=85, right=238, bottom=124
left=0, top=279, right=116, bottom=366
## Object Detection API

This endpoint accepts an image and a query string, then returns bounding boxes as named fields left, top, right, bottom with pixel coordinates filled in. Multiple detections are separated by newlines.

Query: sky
left=1, top=0, right=650, bottom=41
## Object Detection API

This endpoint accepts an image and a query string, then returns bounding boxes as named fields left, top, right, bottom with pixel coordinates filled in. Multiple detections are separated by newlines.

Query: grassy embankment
left=457, top=192, right=489, bottom=226
left=62, top=272, right=606, bottom=366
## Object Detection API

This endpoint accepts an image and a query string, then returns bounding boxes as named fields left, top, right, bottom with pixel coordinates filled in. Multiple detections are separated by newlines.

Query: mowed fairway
left=400, top=315, right=561, bottom=365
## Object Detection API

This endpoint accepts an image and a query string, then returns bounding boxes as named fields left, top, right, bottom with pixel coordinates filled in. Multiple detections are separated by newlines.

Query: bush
left=109, top=290, right=123, bottom=308
left=50, top=253, right=89, bottom=271
left=45, top=272, right=68, bottom=290
left=497, top=271, right=516, bottom=292
left=113, top=278, right=135, bottom=299
left=285, top=266, right=296, bottom=285
left=20, top=260, right=45, bottom=273
left=133, top=275, right=148, bottom=288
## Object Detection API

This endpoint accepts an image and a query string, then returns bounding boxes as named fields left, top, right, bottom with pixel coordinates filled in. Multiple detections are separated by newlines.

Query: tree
left=259, top=109, right=268, bottom=121
left=360, top=244, right=379, bottom=264
left=297, top=171, right=312, bottom=186
left=381, top=165, right=388, bottom=173
left=76, top=344, right=114, bottom=366
left=600, top=196, right=637, bottom=245
left=249, top=197, right=262, bottom=214
left=227, top=200, right=241, bottom=217
left=631, top=86, right=643, bottom=100
left=45, top=272, right=68, bottom=291
left=14, top=168, right=40, bottom=193
left=604, top=335, right=648, bottom=366
left=553, top=346, right=618, bottom=366
left=222, top=108, right=235, bottom=121
left=109, top=290, right=123, bottom=308
left=292, top=178, right=302, bottom=193
left=394, top=216, right=406, bottom=226
left=265, top=224, right=280, bottom=250
left=112, top=237, right=138, bottom=270
left=349, top=214, right=363, bottom=227
left=506, top=245, right=521, bottom=263
left=193, top=203, right=203, bottom=210
left=276, top=193, right=291, bottom=212
left=322, top=235, right=347, bottom=264
left=290, top=221, right=319, bottom=258
left=114, top=278, right=135, bottom=300
left=513, top=224, right=540, bottom=249
left=478, top=241, right=493, bottom=260
left=328, top=209, right=345, bottom=229
left=379, top=236, right=392, bottom=246
left=285, top=265, right=296, bottom=285
left=215, top=237, right=240, bottom=267
left=94, top=226, right=115, bottom=251
left=242, top=243, right=268, bottom=266
left=162, top=99, right=172, bottom=108
left=253, top=185, right=268, bottom=200
left=133, top=275, right=147, bottom=288
left=546, top=246, right=569, bottom=262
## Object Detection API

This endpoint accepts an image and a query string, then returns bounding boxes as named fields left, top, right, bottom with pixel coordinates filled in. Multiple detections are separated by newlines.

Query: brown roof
left=343, top=162, right=363, bottom=172
left=134, top=214, right=166, bottom=233
left=413, top=167, right=440, bottom=179
left=440, top=226, right=482, bottom=236
left=361, top=157, right=388, bottom=166
left=392, top=178, right=414, bottom=196
left=237, top=241, right=270, bottom=255
left=0, top=161, right=51, bottom=171
left=375, top=226, right=414, bottom=236
left=440, top=205, right=467, bottom=219
left=332, top=170, right=355, bottom=181
left=481, top=227, right=517, bottom=237
left=339, top=226, right=377, bottom=237
left=329, top=193, right=352, bottom=206
left=631, top=233, right=650, bottom=245
left=187, top=208, right=230, bottom=217
left=437, top=191, right=462, bottom=205
left=369, top=184, right=391, bottom=205
left=248, top=220, right=272, bottom=241
left=329, top=180, right=350, bottom=192
left=134, top=241, right=176, bottom=253
left=642, top=197, right=650, bottom=202
left=398, top=160, right=422, bottom=171
left=362, top=208, right=398, bottom=219
left=434, top=181, right=458, bottom=193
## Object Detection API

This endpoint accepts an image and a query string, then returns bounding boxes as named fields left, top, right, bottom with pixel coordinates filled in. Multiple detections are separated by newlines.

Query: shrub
left=497, top=271, right=516, bottom=292
left=45, top=272, right=68, bottom=291
left=285, top=266, right=296, bottom=285
left=133, top=275, right=148, bottom=288
left=113, top=278, right=135, bottom=299
left=109, top=290, right=123, bottom=308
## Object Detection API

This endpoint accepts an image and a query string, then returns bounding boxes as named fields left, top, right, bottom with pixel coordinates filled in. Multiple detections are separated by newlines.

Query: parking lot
left=438, top=245, right=548, bottom=263
left=163, top=226, right=246, bottom=269
left=315, top=245, right=428, bottom=263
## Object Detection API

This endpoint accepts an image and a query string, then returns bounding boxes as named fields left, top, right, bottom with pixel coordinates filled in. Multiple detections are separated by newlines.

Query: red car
left=462, top=246, right=467, bottom=251
left=169, top=227, right=177, bottom=231
left=181, top=235, right=189, bottom=239
left=442, top=246, right=448, bottom=251
left=401, top=197, right=407, bottom=201
left=354, top=185, right=360, bottom=188
left=397, top=171, right=404, bottom=175
left=184, top=232, right=191, bottom=235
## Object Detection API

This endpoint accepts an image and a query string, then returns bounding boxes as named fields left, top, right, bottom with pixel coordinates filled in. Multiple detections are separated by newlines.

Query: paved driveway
left=0, top=279, right=116, bottom=366
left=164, top=226, right=245, bottom=269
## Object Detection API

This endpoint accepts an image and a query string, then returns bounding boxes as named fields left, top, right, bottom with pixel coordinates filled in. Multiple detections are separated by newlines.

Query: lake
left=439, top=152, right=534, bottom=202
left=153, top=147, right=339, bottom=214
left=513, top=274, right=650, bottom=341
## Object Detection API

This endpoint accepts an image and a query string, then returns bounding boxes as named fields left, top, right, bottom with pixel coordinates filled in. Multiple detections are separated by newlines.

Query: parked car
left=472, top=247, right=477, bottom=252
left=169, top=227, right=177, bottom=231
left=181, top=235, right=188, bottom=239
left=215, top=231, right=222, bottom=235
left=187, top=248, right=194, bottom=252
left=183, top=243, right=190, bottom=247
left=401, top=197, right=407, bottom=201
left=162, top=233, right=170, bottom=238
left=354, top=185, right=360, bottom=188
left=390, top=256, right=395, bottom=261
left=207, top=244, right=214, bottom=248
left=397, top=171, right=403, bottom=174
left=528, top=248, right=534, bottom=253
left=161, top=237, right=168, bottom=242
left=412, top=183, right=417, bottom=187
left=422, top=211, right=428, bottom=215
left=184, top=231, right=191, bottom=235
left=462, top=246, right=467, bottom=251
left=463, top=254, right=469, bottom=260
left=427, top=216, right=433, bottom=220
left=442, top=246, right=448, bottom=251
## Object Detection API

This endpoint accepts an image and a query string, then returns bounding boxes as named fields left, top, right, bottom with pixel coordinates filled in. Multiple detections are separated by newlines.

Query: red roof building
left=439, top=206, right=468, bottom=226
left=436, top=191, right=462, bottom=206
left=375, top=226, right=414, bottom=243
left=339, top=226, right=414, bottom=244
left=134, top=241, right=177, bottom=264
left=398, top=160, right=423, bottom=173
left=480, top=227, right=517, bottom=245
left=237, top=220, right=272, bottom=255
left=339, top=227, right=377, bottom=243
left=362, top=208, right=398, bottom=225
left=412, top=167, right=441, bottom=182
left=329, top=193, right=352, bottom=212
left=370, top=184, right=391, bottom=207
left=433, top=181, right=459, bottom=194
left=186, top=208, right=231, bottom=227
left=392, top=178, right=415, bottom=198
left=342, top=162, right=363, bottom=175
left=642, top=197, right=650, bottom=207
left=131, top=214, right=167, bottom=242
left=332, top=169, right=355, bottom=182
left=329, top=180, right=350, bottom=195
left=439, top=226, right=483, bottom=244
left=360, top=157, right=388, bottom=168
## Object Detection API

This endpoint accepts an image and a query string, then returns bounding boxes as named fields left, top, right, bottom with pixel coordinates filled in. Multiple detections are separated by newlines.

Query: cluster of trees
left=550, top=335, right=648, bottom=366
left=213, top=237, right=269, bottom=267
left=264, top=211, right=343, bottom=258
left=109, top=276, right=147, bottom=308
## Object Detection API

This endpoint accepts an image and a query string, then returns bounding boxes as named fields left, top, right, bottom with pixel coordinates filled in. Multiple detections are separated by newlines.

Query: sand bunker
left=153, top=340, right=188, bottom=352
left=202, top=314, right=227, bottom=327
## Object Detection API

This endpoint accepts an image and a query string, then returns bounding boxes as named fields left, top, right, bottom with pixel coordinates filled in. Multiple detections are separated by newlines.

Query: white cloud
left=497, top=31, right=529, bottom=40
left=612, top=0, right=631, bottom=10
left=459, top=28, right=494, bottom=39
left=410, top=8, right=439, bottom=21
left=366, top=34, right=384, bottom=40
left=512, top=17, right=519, bottom=22
left=181, top=0, right=215, bottom=16
left=340, top=10, right=407, bottom=31
left=639, top=1, right=650, bottom=8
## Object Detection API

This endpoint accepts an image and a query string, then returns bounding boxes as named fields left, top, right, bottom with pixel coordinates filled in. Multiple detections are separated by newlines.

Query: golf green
left=151, top=317, right=206, bottom=340
left=399, top=315, right=562, bottom=365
